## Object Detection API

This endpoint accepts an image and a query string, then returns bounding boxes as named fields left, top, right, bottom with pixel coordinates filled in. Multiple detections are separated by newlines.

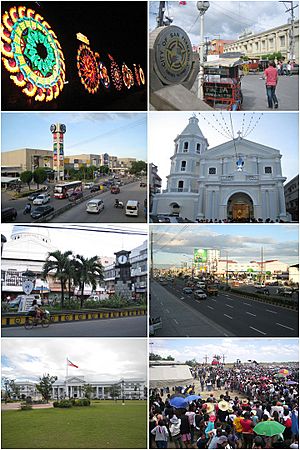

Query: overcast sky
left=2, top=338, right=147, bottom=382
left=2, top=113, right=147, bottom=161
left=149, top=112, right=299, bottom=189
left=2, top=224, right=147, bottom=259
left=149, top=1, right=299, bottom=45
left=150, top=338, right=299, bottom=363
left=151, top=224, right=299, bottom=266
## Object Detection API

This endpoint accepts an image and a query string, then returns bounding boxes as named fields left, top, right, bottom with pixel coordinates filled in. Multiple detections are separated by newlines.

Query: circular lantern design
left=99, top=61, right=110, bottom=89
left=133, top=64, right=141, bottom=86
left=122, top=63, right=134, bottom=89
left=1, top=6, right=65, bottom=102
left=77, top=44, right=100, bottom=94
left=139, top=65, right=145, bottom=85
left=108, top=53, right=122, bottom=91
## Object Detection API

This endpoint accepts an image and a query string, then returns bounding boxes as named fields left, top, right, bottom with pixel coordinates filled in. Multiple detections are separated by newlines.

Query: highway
left=150, top=281, right=298, bottom=337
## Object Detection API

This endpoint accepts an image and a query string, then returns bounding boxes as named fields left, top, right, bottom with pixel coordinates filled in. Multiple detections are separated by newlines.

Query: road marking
left=249, top=326, right=266, bottom=335
left=207, top=306, right=214, bottom=310
left=266, top=309, right=277, bottom=314
left=160, top=302, right=163, bottom=306
left=224, top=314, right=233, bottom=319
left=225, top=304, right=234, bottom=308
left=243, top=302, right=251, bottom=306
left=173, top=318, right=179, bottom=325
left=276, top=323, right=295, bottom=331
left=211, top=299, right=217, bottom=302
left=180, top=297, right=185, bottom=300
left=246, top=312, right=256, bottom=317
left=165, top=309, right=170, bottom=314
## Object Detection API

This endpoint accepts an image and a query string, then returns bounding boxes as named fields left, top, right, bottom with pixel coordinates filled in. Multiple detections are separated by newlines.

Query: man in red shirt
left=264, top=61, right=279, bottom=109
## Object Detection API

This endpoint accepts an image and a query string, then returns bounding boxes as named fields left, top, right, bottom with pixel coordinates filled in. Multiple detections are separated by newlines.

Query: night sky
left=1, top=1, right=148, bottom=111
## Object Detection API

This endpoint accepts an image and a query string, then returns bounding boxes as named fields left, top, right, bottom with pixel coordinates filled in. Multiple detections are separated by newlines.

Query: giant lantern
left=50, top=123, right=66, bottom=181
left=1, top=6, right=65, bottom=102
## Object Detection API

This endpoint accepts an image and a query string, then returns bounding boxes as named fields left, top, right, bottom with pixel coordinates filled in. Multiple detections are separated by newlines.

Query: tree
left=20, top=171, right=33, bottom=190
left=75, top=255, right=104, bottom=308
left=42, top=250, right=73, bottom=308
left=129, top=160, right=147, bottom=175
left=36, top=374, right=57, bottom=402
left=99, top=165, right=109, bottom=174
left=82, top=384, right=94, bottom=399
left=185, top=358, right=198, bottom=367
left=33, top=168, right=47, bottom=188
left=149, top=353, right=175, bottom=361
left=2, top=377, right=20, bottom=401
left=109, top=384, right=121, bottom=400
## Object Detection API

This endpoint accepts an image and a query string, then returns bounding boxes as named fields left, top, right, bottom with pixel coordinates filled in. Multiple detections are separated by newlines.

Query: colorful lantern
left=77, top=44, right=100, bottom=94
left=108, top=53, right=122, bottom=91
left=1, top=6, right=65, bottom=102
left=99, top=61, right=110, bottom=89
left=122, top=63, right=134, bottom=89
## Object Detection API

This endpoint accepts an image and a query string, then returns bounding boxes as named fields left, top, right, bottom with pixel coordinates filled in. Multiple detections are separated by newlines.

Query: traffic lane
left=150, top=282, right=233, bottom=337
left=1, top=315, right=146, bottom=337
left=50, top=182, right=147, bottom=223
left=159, top=282, right=298, bottom=337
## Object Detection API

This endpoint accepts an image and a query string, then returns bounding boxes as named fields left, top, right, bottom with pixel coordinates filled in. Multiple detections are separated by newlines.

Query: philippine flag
left=67, top=358, right=79, bottom=368
left=179, top=1, right=187, bottom=4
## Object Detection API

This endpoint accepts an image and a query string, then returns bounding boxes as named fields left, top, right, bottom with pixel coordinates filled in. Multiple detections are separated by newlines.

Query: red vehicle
left=111, top=185, right=120, bottom=194
left=54, top=181, right=82, bottom=199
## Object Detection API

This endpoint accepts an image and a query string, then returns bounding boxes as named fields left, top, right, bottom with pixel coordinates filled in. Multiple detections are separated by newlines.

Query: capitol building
left=152, top=116, right=289, bottom=222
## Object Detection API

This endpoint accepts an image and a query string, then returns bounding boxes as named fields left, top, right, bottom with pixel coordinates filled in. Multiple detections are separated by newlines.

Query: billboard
left=194, top=248, right=207, bottom=263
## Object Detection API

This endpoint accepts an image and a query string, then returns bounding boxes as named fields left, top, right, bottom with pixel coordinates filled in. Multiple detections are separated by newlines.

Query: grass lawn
left=2, top=400, right=147, bottom=448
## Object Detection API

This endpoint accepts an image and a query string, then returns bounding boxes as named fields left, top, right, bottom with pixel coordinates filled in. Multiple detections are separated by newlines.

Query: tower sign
left=50, top=123, right=66, bottom=181
left=114, top=250, right=132, bottom=299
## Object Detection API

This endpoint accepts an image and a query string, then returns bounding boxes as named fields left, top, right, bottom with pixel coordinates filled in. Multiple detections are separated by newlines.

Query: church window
left=264, top=166, right=272, bottom=174
left=175, top=144, right=178, bottom=153
left=209, top=167, right=216, bottom=174
left=178, top=180, right=184, bottom=191
left=181, top=161, right=187, bottom=171
left=183, top=142, right=189, bottom=152
left=196, top=143, right=201, bottom=153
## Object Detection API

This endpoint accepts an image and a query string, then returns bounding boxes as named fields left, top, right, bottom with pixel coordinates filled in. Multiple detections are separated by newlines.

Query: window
left=269, top=38, right=274, bottom=48
left=209, top=167, right=216, bottom=174
left=279, top=35, right=285, bottom=47
left=196, top=143, right=201, bottom=153
left=183, top=142, right=189, bottom=152
left=264, top=166, right=272, bottom=174
left=181, top=161, right=187, bottom=171
left=178, top=181, right=184, bottom=192
left=175, top=144, right=178, bottom=153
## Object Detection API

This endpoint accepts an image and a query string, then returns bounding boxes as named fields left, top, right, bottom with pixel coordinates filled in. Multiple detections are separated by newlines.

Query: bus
left=53, top=181, right=82, bottom=199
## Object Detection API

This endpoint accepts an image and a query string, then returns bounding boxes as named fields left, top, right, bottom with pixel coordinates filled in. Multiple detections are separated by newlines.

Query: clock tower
left=50, top=123, right=66, bottom=181
left=114, top=250, right=132, bottom=299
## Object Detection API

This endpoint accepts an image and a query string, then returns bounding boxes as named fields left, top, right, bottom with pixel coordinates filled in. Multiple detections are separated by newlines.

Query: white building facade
left=152, top=116, right=288, bottom=222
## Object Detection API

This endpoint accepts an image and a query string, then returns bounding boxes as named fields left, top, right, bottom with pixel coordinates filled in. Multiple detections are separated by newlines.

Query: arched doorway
left=227, top=193, right=254, bottom=220
left=169, top=202, right=181, bottom=215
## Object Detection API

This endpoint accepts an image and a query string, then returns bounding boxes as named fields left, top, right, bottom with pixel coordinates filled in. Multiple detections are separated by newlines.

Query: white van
left=86, top=198, right=104, bottom=214
left=84, top=182, right=94, bottom=190
left=125, top=200, right=139, bottom=217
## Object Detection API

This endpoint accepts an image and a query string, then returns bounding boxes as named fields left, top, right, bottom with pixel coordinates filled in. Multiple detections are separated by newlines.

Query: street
left=1, top=179, right=147, bottom=223
left=2, top=315, right=147, bottom=337
left=150, top=280, right=298, bottom=337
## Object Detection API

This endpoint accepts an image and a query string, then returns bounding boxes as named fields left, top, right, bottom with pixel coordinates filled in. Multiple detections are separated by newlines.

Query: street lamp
left=197, top=1, right=210, bottom=100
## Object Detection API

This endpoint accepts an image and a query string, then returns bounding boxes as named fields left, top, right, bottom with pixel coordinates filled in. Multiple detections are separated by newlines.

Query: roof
left=178, top=116, right=205, bottom=140
left=150, top=364, right=193, bottom=388
left=204, top=58, right=243, bottom=67
left=1, top=177, right=20, bottom=183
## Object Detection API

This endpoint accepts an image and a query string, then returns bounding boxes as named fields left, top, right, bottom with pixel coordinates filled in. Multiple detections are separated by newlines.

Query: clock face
left=22, top=280, right=34, bottom=295
left=50, top=124, right=56, bottom=133
left=60, top=124, right=66, bottom=133
left=118, top=255, right=128, bottom=264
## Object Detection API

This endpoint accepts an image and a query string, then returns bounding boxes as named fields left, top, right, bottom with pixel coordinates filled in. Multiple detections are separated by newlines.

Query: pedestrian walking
left=264, top=61, right=278, bottom=109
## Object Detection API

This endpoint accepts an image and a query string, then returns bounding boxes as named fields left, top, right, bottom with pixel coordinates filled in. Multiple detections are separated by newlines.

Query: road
left=150, top=281, right=298, bottom=337
left=50, top=181, right=147, bottom=223
left=2, top=315, right=147, bottom=337
left=2, top=179, right=146, bottom=223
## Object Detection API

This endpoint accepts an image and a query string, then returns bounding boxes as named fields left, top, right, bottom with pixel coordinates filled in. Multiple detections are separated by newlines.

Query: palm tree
left=42, top=250, right=73, bottom=308
left=75, top=255, right=104, bottom=308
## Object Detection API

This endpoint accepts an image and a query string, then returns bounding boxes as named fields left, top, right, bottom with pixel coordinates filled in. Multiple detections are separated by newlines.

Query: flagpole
left=66, top=357, right=68, bottom=398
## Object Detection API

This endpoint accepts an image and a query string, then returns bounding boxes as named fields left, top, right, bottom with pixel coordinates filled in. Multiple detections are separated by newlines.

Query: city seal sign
left=153, top=26, right=193, bottom=85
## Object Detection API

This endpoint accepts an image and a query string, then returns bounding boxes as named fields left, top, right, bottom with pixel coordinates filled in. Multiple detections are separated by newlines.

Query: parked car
left=111, top=185, right=120, bottom=194
left=90, top=185, right=101, bottom=192
left=1, top=207, right=17, bottom=222
left=194, top=289, right=207, bottom=300
left=28, top=192, right=41, bottom=201
left=68, top=191, right=83, bottom=201
left=84, top=182, right=94, bottom=189
left=183, top=287, right=193, bottom=294
left=33, top=193, right=50, bottom=205
left=31, top=205, right=54, bottom=219
left=86, top=198, right=104, bottom=213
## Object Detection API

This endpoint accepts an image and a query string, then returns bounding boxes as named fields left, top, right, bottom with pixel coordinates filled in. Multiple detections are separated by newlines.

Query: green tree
left=99, top=165, right=109, bottom=174
left=2, top=377, right=20, bottom=401
left=109, top=384, right=121, bottom=400
left=20, top=171, right=33, bottom=190
left=33, top=168, right=47, bottom=188
left=75, top=255, right=104, bottom=308
left=129, top=160, right=147, bottom=175
left=36, top=374, right=57, bottom=402
left=185, top=358, right=198, bottom=367
left=82, top=384, right=94, bottom=399
left=42, top=250, right=73, bottom=308
left=149, top=353, right=175, bottom=361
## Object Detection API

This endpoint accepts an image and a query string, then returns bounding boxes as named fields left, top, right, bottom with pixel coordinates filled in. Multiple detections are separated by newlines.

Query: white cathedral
left=152, top=116, right=289, bottom=222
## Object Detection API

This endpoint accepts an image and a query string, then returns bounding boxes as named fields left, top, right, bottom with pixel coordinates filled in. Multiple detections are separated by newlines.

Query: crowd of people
left=195, top=219, right=290, bottom=224
left=149, top=363, right=299, bottom=449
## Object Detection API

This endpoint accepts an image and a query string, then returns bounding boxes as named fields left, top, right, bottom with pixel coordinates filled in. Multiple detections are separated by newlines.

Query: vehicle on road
left=33, top=193, right=50, bottom=205
left=86, top=198, right=104, bottom=214
left=149, top=213, right=186, bottom=223
left=31, top=205, right=54, bottom=219
left=140, top=182, right=147, bottom=187
left=206, top=285, right=219, bottom=296
left=9, top=294, right=43, bottom=309
left=28, top=192, right=41, bottom=201
left=149, top=317, right=162, bottom=336
left=54, top=181, right=82, bottom=199
left=277, top=287, right=294, bottom=297
left=194, top=289, right=207, bottom=300
left=84, top=182, right=94, bottom=189
left=90, top=185, right=101, bottom=192
left=1, top=207, right=18, bottom=222
left=114, top=199, right=124, bottom=209
left=24, top=310, right=50, bottom=330
left=68, top=191, right=83, bottom=201
left=125, top=200, right=139, bottom=217
left=183, top=287, right=193, bottom=294
left=111, top=185, right=120, bottom=194
left=196, top=282, right=206, bottom=289
left=254, top=282, right=266, bottom=289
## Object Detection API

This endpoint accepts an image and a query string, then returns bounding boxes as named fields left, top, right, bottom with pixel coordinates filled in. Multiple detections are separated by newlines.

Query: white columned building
left=152, top=116, right=288, bottom=222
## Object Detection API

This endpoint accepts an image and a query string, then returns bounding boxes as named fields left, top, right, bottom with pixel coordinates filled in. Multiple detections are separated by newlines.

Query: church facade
left=152, top=116, right=288, bottom=222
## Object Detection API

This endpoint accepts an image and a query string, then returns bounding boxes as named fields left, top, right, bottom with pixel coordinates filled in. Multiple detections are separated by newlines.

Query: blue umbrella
left=291, top=410, right=299, bottom=436
left=169, top=396, right=189, bottom=409
left=186, top=394, right=202, bottom=402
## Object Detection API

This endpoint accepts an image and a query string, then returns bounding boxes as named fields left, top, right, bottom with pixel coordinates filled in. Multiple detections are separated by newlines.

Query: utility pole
left=157, top=1, right=166, bottom=27
left=260, top=246, right=264, bottom=283
left=222, top=354, right=226, bottom=364
left=150, top=230, right=154, bottom=279
left=280, top=1, right=298, bottom=61
left=226, top=251, right=229, bottom=286
left=203, top=355, right=208, bottom=364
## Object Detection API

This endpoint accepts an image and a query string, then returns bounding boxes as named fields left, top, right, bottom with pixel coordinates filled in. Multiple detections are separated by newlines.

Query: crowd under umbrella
left=169, top=396, right=189, bottom=409
left=253, top=421, right=286, bottom=437
left=185, top=394, right=202, bottom=402
left=286, top=380, right=298, bottom=385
